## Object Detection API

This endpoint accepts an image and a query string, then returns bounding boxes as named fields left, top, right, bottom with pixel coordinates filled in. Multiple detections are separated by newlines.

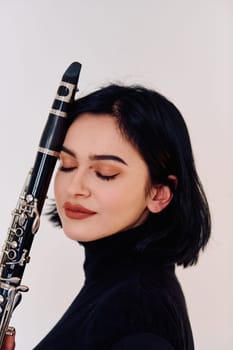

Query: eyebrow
left=61, top=146, right=128, bottom=165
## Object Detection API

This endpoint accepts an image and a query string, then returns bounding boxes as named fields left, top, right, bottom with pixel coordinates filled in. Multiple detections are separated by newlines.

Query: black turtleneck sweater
left=34, top=223, right=194, bottom=350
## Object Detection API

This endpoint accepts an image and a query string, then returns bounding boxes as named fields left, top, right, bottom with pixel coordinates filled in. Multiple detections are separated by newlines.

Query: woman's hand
left=1, top=327, right=15, bottom=350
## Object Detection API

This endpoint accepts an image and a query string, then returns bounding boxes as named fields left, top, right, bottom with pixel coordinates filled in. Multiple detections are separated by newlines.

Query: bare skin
left=2, top=114, right=174, bottom=349
left=1, top=330, right=15, bottom=350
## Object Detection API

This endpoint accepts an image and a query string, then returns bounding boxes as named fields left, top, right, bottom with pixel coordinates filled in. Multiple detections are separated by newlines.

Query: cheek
left=100, top=180, right=147, bottom=213
left=54, top=173, right=64, bottom=203
left=54, top=173, right=59, bottom=194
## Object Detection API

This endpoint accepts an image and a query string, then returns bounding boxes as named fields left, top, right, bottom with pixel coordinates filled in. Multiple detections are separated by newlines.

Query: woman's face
left=54, top=113, right=152, bottom=241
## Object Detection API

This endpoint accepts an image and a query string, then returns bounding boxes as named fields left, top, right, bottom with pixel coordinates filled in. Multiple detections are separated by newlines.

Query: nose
left=67, top=168, right=91, bottom=197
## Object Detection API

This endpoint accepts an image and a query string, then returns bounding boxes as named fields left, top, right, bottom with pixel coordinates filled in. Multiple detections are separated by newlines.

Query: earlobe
left=147, top=184, right=173, bottom=213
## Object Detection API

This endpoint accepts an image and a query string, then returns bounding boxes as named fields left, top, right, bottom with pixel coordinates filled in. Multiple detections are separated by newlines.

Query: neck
left=79, top=222, right=150, bottom=284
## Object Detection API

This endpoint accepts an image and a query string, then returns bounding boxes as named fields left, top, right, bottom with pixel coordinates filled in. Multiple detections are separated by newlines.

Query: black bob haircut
left=49, top=84, right=211, bottom=267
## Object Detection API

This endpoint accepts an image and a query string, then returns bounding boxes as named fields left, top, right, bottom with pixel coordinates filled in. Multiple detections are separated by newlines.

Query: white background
left=0, top=0, right=232, bottom=349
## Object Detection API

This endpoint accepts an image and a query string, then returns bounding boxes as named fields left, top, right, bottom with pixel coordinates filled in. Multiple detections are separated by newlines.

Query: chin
left=62, top=226, right=102, bottom=242
left=63, top=229, right=89, bottom=242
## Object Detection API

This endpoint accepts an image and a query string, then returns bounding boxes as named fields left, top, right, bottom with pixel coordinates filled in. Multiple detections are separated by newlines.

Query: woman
left=3, top=84, right=211, bottom=349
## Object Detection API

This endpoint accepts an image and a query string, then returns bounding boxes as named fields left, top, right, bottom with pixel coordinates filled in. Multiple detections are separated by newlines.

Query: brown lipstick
left=64, top=202, right=96, bottom=220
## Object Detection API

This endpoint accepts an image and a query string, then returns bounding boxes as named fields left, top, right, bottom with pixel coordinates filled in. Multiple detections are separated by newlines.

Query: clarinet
left=0, top=61, right=82, bottom=346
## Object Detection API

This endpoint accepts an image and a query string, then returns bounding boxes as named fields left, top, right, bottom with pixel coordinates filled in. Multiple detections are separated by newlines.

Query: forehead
left=64, top=113, right=147, bottom=166
left=68, top=113, right=121, bottom=138
left=65, top=113, right=138, bottom=158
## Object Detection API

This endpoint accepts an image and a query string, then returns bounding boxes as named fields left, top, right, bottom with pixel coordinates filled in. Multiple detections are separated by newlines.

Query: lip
left=63, top=202, right=96, bottom=220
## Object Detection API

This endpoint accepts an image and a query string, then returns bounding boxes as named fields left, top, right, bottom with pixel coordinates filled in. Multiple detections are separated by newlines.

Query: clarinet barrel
left=0, top=62, right=81, bottom=346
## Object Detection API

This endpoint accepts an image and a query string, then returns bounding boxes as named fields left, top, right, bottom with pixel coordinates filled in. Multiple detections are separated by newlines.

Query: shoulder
left=94, top=264, right=183, bottom=331
left=106, top=263, right=183, bottom=308
left=111, top=333, right=174, bottom=350
left=86, top=264, right=193, bottom=349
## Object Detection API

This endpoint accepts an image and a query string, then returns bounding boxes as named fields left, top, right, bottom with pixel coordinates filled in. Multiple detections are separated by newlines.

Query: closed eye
left=59, top=166, right=77, bottom=172
left=95, top=172, right=119, bottom=181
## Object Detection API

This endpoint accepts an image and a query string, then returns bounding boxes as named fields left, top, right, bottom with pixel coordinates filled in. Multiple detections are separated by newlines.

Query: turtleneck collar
left=79, top=222, right=150, bottom=284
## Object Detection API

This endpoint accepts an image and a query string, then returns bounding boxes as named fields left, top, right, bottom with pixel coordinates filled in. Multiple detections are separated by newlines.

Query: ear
left=146, top=176, right=177, bottom=213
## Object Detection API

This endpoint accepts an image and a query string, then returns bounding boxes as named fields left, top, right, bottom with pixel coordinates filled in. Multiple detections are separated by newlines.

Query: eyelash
left=59, top=166, right=76, bottom=173
left=95, top=172, right=119, bottom=181
left=59, top=166, right=119, bottom=181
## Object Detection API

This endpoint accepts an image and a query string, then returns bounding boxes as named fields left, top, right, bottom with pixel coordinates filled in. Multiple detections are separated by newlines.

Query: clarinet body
left=0, top=62, right=82, bottom=346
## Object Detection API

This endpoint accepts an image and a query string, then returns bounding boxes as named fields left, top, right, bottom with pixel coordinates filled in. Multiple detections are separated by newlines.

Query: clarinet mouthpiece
left=62, top=62, right=82, bottom=84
